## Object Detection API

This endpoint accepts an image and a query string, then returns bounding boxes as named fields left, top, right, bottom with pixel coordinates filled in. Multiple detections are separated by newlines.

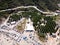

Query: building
left=24, top=18, right=34, bottom=32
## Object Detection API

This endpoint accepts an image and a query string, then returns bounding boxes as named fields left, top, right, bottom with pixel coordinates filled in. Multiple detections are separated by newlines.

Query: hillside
left=0, top=0, right=60, bottom=11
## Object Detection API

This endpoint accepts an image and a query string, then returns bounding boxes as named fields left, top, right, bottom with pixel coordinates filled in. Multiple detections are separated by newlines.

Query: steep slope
left=0, top=0, right=60, bottom=11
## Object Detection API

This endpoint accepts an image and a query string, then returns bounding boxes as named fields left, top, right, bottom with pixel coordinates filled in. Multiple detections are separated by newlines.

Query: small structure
left=56, top=10, right=60, bottom=14
left=40, top=18, right=47, bottom=26
left=40, top=23, right=46, bottom=26
left=11, top=21, right=16, bottom=25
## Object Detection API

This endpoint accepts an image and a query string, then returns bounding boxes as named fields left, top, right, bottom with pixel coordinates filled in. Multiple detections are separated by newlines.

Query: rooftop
left=24, top=18, right=34, bottom=31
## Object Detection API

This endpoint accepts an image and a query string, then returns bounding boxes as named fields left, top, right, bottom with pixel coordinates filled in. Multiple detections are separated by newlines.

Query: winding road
left=0, top=6, right=43, bottom=13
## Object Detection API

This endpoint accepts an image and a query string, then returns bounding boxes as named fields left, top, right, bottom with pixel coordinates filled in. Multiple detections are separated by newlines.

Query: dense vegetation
left=0, top=0, right=60, bottom=11
left=0, top=12, right=9, bottom=18
left=20, top=11, right=57, bottom=38
left=8, top=14, right=22, bottom=23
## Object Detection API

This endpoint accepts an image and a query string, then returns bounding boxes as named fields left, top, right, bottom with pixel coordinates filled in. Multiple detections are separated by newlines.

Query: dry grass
left=56, top=15, right=60, bottom=20
left=39, top=36, right=46, bottom=42
left=16, top=18, right=26, bottom=32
